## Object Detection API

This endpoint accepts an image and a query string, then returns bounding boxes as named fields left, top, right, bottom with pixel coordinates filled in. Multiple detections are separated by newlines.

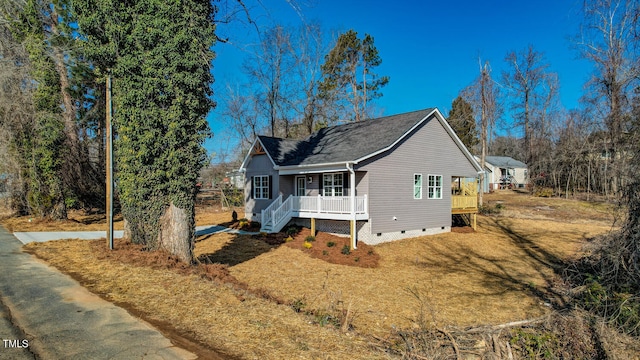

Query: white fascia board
left=353, top=108, right=438, bottom=164
left=434, top=109, right=483, bottom=172
left=351, top=108, right=482, bottom=173
left=276, top=162, right=349, bottom=175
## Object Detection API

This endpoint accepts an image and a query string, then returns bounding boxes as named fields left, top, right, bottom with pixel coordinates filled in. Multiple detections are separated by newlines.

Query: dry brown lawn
left=15, top=191, right=621, bottom=359
left=0, top=202, right=242, bottom=232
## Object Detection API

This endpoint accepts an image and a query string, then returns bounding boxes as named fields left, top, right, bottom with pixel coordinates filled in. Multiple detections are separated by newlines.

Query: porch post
left=347, top=162, right=357, bottom=250
left=311, top=218, right=316, bottom=236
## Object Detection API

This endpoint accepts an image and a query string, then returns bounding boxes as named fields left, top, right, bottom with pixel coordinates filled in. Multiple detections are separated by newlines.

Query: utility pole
left=479, top=63, right=488, bottom=207
left=106, top=73, right=114, bottom=250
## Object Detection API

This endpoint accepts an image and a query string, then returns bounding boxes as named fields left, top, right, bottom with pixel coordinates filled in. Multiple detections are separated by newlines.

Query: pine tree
left=319, top=30, right=389, bottom=122
left=447, top=96, right=479, bottom=151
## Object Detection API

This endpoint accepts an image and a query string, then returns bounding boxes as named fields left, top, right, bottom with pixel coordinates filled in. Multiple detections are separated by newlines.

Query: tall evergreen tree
left=2, top=0, right=80, bottom=219
left=75, top=0, right=215, bottom=262
left=319, top=29, right=389, bottom=122
left=447, top=96, right=479, bottom=151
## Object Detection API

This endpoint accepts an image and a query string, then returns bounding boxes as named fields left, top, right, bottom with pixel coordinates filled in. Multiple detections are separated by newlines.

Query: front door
left=296, top=176, right=306, bottom=196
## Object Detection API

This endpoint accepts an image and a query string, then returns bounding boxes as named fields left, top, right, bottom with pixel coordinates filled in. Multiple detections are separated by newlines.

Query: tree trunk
left=157, top=202, right=194, bottom=263
left=123, top=218, right=131, bottom=241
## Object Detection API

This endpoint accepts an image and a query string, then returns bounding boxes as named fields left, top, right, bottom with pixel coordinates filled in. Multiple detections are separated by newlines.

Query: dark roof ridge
left=313, top=107, right=434, bottom=132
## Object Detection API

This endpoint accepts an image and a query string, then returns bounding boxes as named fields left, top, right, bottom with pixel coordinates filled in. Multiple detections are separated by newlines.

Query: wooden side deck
left=451, top=178, right=478, bottom=229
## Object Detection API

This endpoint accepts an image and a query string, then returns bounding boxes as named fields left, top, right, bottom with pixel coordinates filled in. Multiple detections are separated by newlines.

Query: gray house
left=239, top=108, right=482, bottom=248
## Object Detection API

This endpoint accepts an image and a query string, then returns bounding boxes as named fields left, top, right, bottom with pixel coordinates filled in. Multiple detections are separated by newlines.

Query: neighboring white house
left=476, top=156, right=528, bottom=192
left=223, top=170, right=244, bottom=189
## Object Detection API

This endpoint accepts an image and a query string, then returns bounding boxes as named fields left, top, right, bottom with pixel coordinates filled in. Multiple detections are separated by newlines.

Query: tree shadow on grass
left=415, top=218, right=593, bottom=310
left=196, top=233, right=283, bottom=267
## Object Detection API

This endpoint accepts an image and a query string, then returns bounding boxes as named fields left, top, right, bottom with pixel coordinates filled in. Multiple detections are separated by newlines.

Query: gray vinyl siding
left=244, top=154, right=279, bottom=220
left=357, top=115, right=478, bottom=234
left=280, top=175, right=296, bottom=197
left=280, top=172, right=367, bottom=198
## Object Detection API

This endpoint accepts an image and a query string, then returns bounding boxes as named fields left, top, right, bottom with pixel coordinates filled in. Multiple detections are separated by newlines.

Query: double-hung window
left=428, top=175, right=443, bottom=199
left=323, top=173, right=343, bottom=197
left=414, top=174, right=422, bottom=199
left=253, top=175, right=270, bottom=199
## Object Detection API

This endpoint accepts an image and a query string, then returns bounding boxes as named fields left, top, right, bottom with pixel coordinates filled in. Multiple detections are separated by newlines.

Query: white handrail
left=261, top=194, right=282, bottom=227
left=294, top=196, right=367, bottom=214
left=261, top=195, right=369, bottom=232
left=271, top=195, right=294, bottom=232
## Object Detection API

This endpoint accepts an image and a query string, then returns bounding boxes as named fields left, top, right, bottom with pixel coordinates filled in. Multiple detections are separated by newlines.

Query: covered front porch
left=261, top=194, right=368, bottom=234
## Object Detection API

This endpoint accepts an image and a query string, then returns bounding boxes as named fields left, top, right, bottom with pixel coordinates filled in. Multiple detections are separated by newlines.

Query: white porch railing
left=293, top=195, right=368, bottom=214
left=261, top=195, right=368, bottom=233
left=261, top=194, right=282, bottom=230
left=271, top=195, right=294, bottom=233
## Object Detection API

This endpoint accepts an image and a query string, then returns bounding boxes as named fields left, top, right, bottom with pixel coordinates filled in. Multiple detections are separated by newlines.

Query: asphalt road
left=0, top=299, right=33, bottom=360
left=0, top=226, right=196, bottom=360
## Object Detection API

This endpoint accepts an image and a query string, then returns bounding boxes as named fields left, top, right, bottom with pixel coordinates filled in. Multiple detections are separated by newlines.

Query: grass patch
left=18, top=191, right=638, bottom=359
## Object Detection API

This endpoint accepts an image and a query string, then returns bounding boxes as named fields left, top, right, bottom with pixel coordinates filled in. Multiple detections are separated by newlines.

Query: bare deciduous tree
left=462, top=61, right=501, bottom=205
left=503, top=45, right=560, bottom=183
left=576, top=0, right=640, bottom=196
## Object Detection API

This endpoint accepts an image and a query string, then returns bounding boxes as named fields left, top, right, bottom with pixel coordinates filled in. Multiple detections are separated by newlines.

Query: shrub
left=303, top=241, right=312, bottom=249
left=322, top=250, right=328, bottom=256
left=326, top=241, right=336, bottom=247
left=286, top=226, right=299, bottom=236
left=479, top=203, right=503, bottom=215
left=290, top=298, right=306, bottom=313
left=285, top=236, right=294, bottom=242
left=510, top=329, right=559, bottom=359
left=534, top=187, right=554, bottom=197
left=341, top=245, right=351, bottom=255
left=305, top=235, right=316, bottom=242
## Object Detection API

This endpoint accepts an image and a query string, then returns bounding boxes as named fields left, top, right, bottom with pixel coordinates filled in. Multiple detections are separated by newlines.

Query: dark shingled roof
left=259, top=108, right=435, bottom=166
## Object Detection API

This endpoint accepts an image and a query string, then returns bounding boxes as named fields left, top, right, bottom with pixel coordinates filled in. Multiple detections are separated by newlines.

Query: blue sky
left=205, top=0, right=592, bottom=160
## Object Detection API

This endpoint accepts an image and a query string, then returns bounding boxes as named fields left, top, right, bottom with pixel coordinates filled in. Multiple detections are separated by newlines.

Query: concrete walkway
left=13, top=225, right=258, bottom=244
left=0, top=226, right=196, bottom=359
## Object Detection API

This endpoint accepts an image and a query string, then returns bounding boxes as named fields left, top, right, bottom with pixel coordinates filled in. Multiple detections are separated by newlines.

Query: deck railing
left=451, top=195, right=478, bottom=210
left=293, top=195, right=367, bottom=214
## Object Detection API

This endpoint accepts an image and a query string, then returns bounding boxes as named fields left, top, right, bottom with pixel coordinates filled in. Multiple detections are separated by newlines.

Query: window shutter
left=343, top=172, right=349, bottom=189
left=250, top=176, right=254, bottom=199
left=319, top=174, right=324, bottom=195
left=268, top=175, right=273, bottom=199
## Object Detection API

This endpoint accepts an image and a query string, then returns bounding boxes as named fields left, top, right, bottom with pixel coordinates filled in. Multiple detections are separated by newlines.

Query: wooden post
left=311, top=218, right=316, bottom=236
left=473, top=213, right=477, bottom=230
left=106, top=74, right=114, bottom=250
left=350, top=220, right=356, bottom=250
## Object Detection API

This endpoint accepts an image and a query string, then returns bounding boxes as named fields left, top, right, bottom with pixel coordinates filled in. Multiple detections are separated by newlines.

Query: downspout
left=346, top=162, right=357, bottom=250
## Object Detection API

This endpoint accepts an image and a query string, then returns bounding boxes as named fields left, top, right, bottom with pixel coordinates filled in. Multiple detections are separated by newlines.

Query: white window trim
left=413, top=173, right=422, bottom=199
left=253, top=175, right=269, bottom=199
left=323, top=173, right=343, bottom=197
left=428, top=174, right=443, bottom=199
